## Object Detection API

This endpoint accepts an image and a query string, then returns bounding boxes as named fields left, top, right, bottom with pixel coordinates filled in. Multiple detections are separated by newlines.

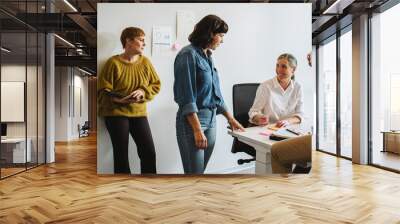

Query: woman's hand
left=131, top=89, right=145, bottom=102
left=194, top=130, right=208, bottom=149
left=276, top=120, right=289, bottom=128
left=228, top=118, right=245, bottom=132
left=112, top=89, right=145, bottom=104
left=112, top=92, right=136, bottom=104
left=252, top=114, right=269, bottom=126
left=221, top=111, right=245, bottom=132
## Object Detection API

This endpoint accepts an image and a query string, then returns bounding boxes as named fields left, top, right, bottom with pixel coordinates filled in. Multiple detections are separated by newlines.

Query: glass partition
left=370, top=3, right=400, bottom=171
left=0, top=1, right=46, bottom=179
left=317, top=37, right=337, bottom=155
left=1, top=31, right=28, bottom=178
left=339, top=29, right=352, bottom=158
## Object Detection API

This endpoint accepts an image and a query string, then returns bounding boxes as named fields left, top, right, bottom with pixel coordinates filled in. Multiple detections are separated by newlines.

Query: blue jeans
left=176, top=108, right=217, bottom=174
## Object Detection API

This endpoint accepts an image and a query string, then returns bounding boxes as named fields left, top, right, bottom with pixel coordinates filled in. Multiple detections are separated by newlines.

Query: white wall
left=1, top=65, right=26, bottom=139
left=97, top=3, right=313, bottom=174
left=55, top=67, right=89, bottom=141
left=76, top=73, right=89, bottom=137
left=1, top=64, right=46, bottom=164
left=1, top=65, right=38, bottom=137
left=55, top=67, right=69, bottom=141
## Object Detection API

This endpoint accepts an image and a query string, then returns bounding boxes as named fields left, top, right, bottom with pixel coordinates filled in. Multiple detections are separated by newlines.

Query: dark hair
left=277, top=53, right=297, bottom=80
left=120, top=27, right=145, bottom=48
left=188, top=15, right=228, bottom=49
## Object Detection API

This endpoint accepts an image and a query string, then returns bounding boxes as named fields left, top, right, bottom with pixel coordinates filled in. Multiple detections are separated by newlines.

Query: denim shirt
left=173, top=44, right=228, bottom=116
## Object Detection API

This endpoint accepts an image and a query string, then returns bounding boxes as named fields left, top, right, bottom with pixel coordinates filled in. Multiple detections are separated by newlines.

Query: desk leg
left=382, top=133, right=386, bottom=152
left=254, top=146, right=272, bottom=174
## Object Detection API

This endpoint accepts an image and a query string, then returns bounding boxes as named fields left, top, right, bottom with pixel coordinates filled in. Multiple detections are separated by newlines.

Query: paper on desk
left=272, top=128, right=299, bottom=138
left=259, top=129, right=273, bottom=136
left=258, top=123, right=280, bottom=136
left=266, top=123, right=281, bottom=131
left=259, top=126, right=299, bottom=138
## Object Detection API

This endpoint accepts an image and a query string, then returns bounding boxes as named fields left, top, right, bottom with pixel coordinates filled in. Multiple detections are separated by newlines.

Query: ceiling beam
left=55, top=55, right=97, bottom=72
left=66, top=13, right=97, bottom=44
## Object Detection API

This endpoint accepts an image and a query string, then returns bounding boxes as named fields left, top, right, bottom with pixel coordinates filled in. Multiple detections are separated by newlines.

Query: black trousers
left=104, top=116, right=156, bottom=174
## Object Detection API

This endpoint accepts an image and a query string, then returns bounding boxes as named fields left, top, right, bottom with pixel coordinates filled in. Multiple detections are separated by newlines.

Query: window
left=340, top=29, right=352, bottom=158
left=317, top=37, right=337, bottom=155
left=370, top=2, right=400, bottom=171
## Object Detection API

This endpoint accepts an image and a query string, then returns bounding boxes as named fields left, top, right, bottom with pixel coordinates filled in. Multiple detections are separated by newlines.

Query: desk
left=1, top=138, right=31, bottom=163
left=229, top=126, right=297, bottom=174
left=381, top=131, right=400, bottom=154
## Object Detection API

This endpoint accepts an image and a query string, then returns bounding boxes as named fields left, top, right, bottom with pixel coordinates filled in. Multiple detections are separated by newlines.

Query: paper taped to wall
left=152, top=26, right=172, bottom=56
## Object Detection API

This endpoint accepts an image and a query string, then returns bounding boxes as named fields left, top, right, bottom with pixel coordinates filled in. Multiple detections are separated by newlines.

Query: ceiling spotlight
left=54, top=34, right=75, bottom=48
left=77, top=67, right=93, bottom=76
left=63, top=0, right=78, bottom=12
left=1, top=47, right=11, bottom=53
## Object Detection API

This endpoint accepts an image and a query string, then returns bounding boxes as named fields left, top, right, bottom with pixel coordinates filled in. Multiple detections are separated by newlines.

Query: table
left=1, top=138, right=31, bottom=164
left=381, top=131, right=400, bottom=154
left=228, top=126, right=298, bottom=174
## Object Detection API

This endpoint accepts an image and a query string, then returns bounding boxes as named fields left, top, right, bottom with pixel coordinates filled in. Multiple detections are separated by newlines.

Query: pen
left=286, top=128, right=300, bottom=136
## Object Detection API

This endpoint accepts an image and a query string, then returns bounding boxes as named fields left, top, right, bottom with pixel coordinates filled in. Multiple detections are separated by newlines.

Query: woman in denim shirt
left=173, top=15, right=244, bottom=174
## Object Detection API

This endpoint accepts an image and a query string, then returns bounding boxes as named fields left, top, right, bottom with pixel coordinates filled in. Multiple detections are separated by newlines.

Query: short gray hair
left=277, top=53, right=297, bottom=80
left=277, top=53, right=297, bottom=69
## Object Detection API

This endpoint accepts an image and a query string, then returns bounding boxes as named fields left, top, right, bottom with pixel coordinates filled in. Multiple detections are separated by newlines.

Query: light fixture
left=77, top=67, right=93, bottom=76
left=322, top=0, right=354, bottom=15
left=76, top=48, right=86, bottom=56
left=54, top=34, right=75, bottom=48
left=63, top=0, right=78, bottom=12
left=1, top=47, right=11, bottom=53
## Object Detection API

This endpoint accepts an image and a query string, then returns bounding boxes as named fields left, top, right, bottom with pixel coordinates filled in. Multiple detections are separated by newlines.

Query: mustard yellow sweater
left=97, top=55, right=161, bottom=117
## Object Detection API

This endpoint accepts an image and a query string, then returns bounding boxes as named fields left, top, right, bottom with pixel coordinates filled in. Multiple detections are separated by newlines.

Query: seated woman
left=248, top=53, right=309, bottom=174
left=248, top=53, right=304, bottom=128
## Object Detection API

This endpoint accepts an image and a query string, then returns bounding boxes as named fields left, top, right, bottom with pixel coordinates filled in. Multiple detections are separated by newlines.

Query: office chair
left=79, top=121, right=90, bottom=138
left=231, top=83, right=260, bottom=165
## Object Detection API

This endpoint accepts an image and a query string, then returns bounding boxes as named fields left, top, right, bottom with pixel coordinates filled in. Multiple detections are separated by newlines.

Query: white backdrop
left=97, top=3, right=313, bottom=174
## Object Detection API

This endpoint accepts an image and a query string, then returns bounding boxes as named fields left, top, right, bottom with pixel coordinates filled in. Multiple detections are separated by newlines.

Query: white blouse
left=248, top=77, right=304, bottom=124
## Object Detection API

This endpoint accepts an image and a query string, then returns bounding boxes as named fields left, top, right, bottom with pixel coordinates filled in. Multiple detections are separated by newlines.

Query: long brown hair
left=188, top=15, right=228, bottom=49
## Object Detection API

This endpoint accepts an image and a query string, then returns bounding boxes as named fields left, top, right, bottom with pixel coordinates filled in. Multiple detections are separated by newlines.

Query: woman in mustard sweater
left=98, top=27, right=161, bottom=174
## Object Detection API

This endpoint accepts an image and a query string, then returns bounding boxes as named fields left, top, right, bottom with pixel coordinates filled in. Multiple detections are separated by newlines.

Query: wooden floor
left=1, top=135, right=400, bottom=223
left=1, top=163, right=45, bottom=178
left=0, top=167, right=26, bottom=178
